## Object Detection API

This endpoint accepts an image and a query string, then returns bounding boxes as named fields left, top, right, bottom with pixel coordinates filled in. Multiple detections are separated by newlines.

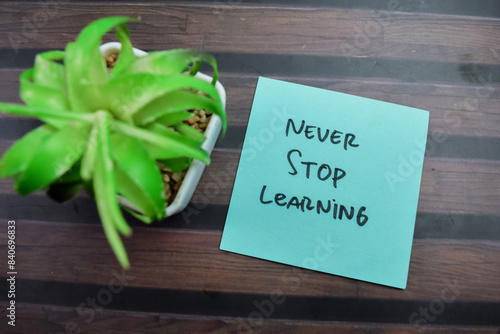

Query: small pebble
left=171, top=172, right=184, bottom=182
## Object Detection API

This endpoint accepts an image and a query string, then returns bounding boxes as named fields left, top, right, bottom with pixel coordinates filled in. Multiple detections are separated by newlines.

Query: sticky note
left=220, top=77, right=429, bottom=289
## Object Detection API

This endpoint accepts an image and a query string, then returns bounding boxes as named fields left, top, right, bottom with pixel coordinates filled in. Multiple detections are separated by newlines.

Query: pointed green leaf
left=189, top=60, right=201, bottom=76
left=93, top=112, right=132, bottom=236
left=55, top=161, right=82, bottom=184
left=93, top=111, right=131, bottom=268
left=120, top=49, right=219, bottom=84
left=142, top=144, right=187, bottom=160
left=95, top=156, right=130, bottom=269
left=0, top=102, right=94, bottom=129
left=112, top=24, right=135, bottom=76
left=110, top=133, right=166, bottom=221
left=104, top=73, right=222, bottom=118
left=124, top=208, right=155, bottom=224
left=116, top=168, right=158, bottom=220
left=0, top=125, right=54, bottom=177
left=172, top=122, right=206, bottom=143
left=114, top=121, right=210, bottom=164
left=33, top=50, right=66, bottom=91
left=133, top=90, right=224, bottom=126
left=155, top=111, right=192, bottom=126
left=80, top=119, right=100, bottom=181
left=65, top=16, right=139, bottom=112
left=20, top=69, right=69, bottom=113
left=15, top=122, right=91, bottom=195
left=158, top=157, right=192, bottom=173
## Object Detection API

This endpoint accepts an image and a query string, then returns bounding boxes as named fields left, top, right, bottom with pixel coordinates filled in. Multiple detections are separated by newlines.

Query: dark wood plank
left=2, top=302, right=498, bottom=334
left=0, top=2, right=499, bottom=64
left=1, top=220, right=499, bottom=302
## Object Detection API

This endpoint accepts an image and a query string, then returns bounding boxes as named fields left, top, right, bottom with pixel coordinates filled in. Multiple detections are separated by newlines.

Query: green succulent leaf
left=104, top=73, right=222, bottom=119
left=189, top=60, right=201, bottom=76
left=33, top=50, right=66, bottom=91
left=21, top=51, right=68, bottom=112
left=20, top=69, right=69, bottom=114
left=120, top=49, right=219, bottom=84
left=0, top=125, right=54, bottom=177
left=112, top=24, right=135, bottom=76
left=114, top=121, right=210, bottom=163
left=158, top=157, right=193, bottom=173
left=0, top=102, right=94, bottom=128
left=133, top=90, right=224, bottom=126
left=171, top=122, right=207, bottom=143
left=93, top=111, right=131, bottom=269
left=124, top=208, right=155, bottom=224
left=15, top=122, right=91, bottom=195
left=155, top=111, right=192, bottom=126
left=111, top=133, right=166, bottom=221
left=142, top=144, right=188, bottom=160
left=80, top=119, right=100, bottom=181
left=55, top=161, right=83, bottom=184
left=65, top=16, right=139, bottom=112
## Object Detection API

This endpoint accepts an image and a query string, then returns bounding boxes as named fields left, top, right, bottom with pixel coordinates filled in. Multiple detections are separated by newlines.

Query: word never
left=286, top=118, right=359, bottom=151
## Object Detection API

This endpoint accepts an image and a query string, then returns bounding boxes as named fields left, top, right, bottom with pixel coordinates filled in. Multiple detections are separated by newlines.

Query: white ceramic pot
left=100, top=42, right=226, bottom=216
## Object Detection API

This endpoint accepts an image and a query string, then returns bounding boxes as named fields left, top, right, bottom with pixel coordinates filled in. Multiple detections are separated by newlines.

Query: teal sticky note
left=220, top=77, right=429, bottom=289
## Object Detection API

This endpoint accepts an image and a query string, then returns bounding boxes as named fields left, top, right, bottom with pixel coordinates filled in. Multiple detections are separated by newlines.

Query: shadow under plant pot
left=100, top=42, right=226, bottom=217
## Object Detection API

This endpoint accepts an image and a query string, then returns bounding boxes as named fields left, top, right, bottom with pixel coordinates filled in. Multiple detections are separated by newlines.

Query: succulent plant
left=0, top=16, right=227, bottom=268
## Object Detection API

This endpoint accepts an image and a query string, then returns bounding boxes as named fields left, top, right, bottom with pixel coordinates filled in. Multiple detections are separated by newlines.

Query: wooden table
left=1, top=1, right=500, bottom=333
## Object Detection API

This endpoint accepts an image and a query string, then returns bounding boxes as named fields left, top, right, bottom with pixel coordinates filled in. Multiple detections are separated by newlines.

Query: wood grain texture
left=220, top=74, right=500, bottom=138
left=0, top=0, right=499, bottom=331
left=0, top=2, right=203, bottom=51
left=0, top=2, right=499, bottom=64
left=0, top=145, right=498, bottom=217
left=2, top=69, right=499, bottom=138
left=187, top=5, right=500, bottom=64
left=1, top=220, right=499, bottom=302
left=2, top=303, right=499, bottom=334
left=195, top=151, right=500, bottom=216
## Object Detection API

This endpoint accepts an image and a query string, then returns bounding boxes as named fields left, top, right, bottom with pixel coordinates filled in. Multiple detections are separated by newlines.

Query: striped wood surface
left=0, top=1, right=499, bottom=333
